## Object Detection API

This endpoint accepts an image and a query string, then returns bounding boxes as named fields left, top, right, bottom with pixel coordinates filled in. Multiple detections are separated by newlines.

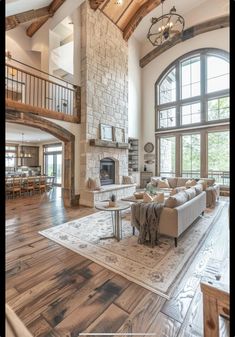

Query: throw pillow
left=185, top=179, right=197, bottom=188
left=197, top=179, right=207, bottom=191
left=184, top=187, right=196, bottom=200
left=143, top=192, right=153, bottom=202
left=177, top=178, right=189, bottom=187
left=157, top=179, right=170, bottom=188
left=153, top=192, right=164, bottom=203
left=123, top=175, right=134, bottom=184
left=87, top=177, right=101, bottom=190
left=167, top=177, right=178, bottom=188
left=165, top=191, right=188, bottom=208
left=170, top=186, right=186, bottom=196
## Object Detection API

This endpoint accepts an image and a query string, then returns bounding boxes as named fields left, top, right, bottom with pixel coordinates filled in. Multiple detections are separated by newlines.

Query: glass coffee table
left=95, top=200, right=130, bottom=241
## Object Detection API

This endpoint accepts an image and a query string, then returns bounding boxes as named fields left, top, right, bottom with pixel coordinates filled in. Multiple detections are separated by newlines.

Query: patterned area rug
left=39, top=202, right=225, bottom=299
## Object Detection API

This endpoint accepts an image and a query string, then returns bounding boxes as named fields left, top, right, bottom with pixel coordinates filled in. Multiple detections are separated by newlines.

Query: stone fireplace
left=100, top=158, right=115, bottom=185
left=79, top=2, right=134, bottom=207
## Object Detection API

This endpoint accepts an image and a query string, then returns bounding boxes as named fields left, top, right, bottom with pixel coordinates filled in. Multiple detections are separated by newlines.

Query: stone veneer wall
left=80, top=1, right=129, bottom=205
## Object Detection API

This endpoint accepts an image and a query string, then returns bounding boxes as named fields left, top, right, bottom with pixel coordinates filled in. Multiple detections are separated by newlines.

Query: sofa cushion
left=167, top=177, right=178, bottom=188
left=194, top=183, right=203, bottom=195
left=184, top=187, right=196, bottom=200
left=158, top=179, right=170, bottom=188
left=170, top=186, right=186, bottom=196
left=185, top=179, right=197, bottom=188
left=164, top=191, right=188, bottom=208
left=177, top=178, right=189, bottom=187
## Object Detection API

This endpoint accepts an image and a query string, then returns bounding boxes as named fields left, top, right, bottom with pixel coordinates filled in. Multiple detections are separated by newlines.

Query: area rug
left=39, top=201, right=225, bottom=299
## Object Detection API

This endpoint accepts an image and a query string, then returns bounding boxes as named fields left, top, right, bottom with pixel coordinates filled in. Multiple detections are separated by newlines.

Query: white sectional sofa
left=132, top=183, right=207, bottom=247
left=146, top=176, right=220, bottom=208
left=158, top=190, right=206, bottom=247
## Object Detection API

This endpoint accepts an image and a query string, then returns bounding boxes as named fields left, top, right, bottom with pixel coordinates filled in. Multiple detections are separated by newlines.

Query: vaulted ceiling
left=6, top=0, right=164, bottom=40
left=89, top=0, right=161, bottom=41
left=6, top=0, right=229, bottom=42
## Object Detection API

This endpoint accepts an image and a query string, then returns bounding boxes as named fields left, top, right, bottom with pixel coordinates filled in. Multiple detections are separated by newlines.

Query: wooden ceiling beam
left=123, top=0, right=161, bottom=41
left=6, top=7, right=49, bottom=31
left=89, top=0, right=106, bottom=10
left=48, top=0, right=66, bottom=14
left=26, top=16, right=50, bottom=37
left=26, top=0, right=66, bottom=37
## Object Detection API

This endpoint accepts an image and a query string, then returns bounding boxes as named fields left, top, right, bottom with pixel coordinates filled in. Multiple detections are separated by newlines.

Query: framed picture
left=114, top=127, right=125, bottom=143
left=100, top=123, right=113, bottom=141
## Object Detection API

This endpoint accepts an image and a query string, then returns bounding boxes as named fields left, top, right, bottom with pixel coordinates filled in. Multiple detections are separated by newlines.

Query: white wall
left=31, top=0, right=84, bottom=82
left=6, top=27, right=41, bottom=69
left=128, top=36, right=142, bottom=140
left=141, top=28, right=229, bottom=172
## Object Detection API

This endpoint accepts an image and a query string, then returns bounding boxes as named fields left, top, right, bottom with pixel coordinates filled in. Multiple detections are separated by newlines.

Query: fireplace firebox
left=100, top=158, right=115, bottom=185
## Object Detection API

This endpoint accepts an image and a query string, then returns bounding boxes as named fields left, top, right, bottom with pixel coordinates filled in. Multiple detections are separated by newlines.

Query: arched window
left=156, top=49, right=229, bottom=130
left=155, top=49, right=229, bottom=186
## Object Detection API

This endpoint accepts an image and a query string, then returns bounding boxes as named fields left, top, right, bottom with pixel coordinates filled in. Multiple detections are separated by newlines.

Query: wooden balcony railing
left=5, top=59, right=81, bottom=123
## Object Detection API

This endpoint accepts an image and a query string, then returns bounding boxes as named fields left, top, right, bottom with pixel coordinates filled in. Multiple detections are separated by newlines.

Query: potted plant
left=109, top=194, right=116, bottom=207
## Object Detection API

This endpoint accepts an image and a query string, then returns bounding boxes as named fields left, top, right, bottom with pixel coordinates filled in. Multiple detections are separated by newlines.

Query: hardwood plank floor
left=6, top=189, right=230, bottom=337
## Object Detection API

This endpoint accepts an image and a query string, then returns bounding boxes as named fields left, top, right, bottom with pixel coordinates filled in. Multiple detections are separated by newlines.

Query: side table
left=95, top=201, right=130, bottom=241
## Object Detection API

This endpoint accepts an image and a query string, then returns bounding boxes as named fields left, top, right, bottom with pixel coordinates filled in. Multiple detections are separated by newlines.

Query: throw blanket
left=131, top=202, right=164, bottom=247
left=206, top=186, right=217, bottom=208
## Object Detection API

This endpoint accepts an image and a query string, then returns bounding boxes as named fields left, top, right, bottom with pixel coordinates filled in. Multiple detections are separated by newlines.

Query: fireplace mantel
left=89, top=139, right=129, bottom=149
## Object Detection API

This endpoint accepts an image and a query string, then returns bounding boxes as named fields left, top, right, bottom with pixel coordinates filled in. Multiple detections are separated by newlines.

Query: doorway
left=44, top=144, right=62, bottom=186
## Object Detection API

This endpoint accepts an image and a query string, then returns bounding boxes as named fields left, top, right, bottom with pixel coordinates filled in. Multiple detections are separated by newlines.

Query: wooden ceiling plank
left=103, top=0, right=133, bottom=24
left=123, top=0, right=161, bottom=41
left=89, top=0, right=106, bottom=10
left=116, top=0, right=146, bottom=30
left=100, top=0, right=112, bottom=11
left=115, top=0, right=135, bottom=25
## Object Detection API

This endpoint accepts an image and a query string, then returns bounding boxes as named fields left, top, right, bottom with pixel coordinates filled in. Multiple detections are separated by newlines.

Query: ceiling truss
left=6, top=0, right=66, bottom=37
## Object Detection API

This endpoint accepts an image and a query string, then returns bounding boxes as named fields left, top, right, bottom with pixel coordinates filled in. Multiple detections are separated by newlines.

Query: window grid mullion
left=201, top=52, right=206, bottom=124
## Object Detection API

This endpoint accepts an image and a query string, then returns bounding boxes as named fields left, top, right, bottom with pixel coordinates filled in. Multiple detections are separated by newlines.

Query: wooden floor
left=6, top=188, right=230, bottom=337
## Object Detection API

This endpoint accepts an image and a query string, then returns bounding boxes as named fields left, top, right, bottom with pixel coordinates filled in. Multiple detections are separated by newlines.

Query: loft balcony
left=5, top=58, right=81, bottom=124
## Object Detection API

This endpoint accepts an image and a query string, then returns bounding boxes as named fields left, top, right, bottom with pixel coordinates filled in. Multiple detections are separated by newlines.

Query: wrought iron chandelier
left=147, top=0, right=185, bottom=47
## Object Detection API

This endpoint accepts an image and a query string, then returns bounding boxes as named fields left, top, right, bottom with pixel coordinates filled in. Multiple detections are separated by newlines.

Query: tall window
left=208, top=131, right=229, bottom=185
left=156, top=49, right=229, bottom=129
left=159, top=137, right=176, bottom=177
left=182, top=134, right=200, bottom=178
left=155, top=49, right=229, bottom=185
